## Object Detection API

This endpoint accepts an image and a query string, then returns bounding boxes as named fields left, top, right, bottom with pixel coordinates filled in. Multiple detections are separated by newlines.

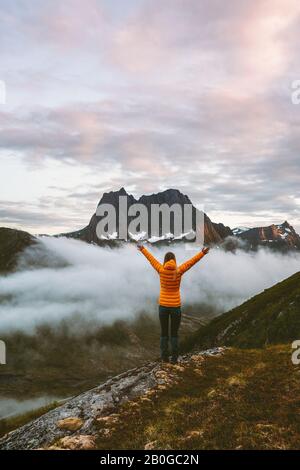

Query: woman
left=138, top=244, right=209, bottom=363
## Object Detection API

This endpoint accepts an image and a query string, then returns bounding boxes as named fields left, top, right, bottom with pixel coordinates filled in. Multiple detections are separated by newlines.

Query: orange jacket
left=140, top=246, right=205, bottom=307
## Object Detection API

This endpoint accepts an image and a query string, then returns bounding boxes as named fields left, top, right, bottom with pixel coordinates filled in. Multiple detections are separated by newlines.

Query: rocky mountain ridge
left=1, top=189, right=299, bottom=263
left=62, top=187, right=232, bottom=245
left=60, top=188, right=300, bottom=250
left=234, top=221, right=300, bottom=251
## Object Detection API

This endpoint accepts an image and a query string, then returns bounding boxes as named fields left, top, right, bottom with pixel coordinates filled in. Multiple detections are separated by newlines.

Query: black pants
left=159, top=305, right=181, bottom=361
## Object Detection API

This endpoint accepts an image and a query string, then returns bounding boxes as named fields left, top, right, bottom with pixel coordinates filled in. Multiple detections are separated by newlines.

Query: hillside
left=93, top=346, right=300, bottom=450
left=0, top=227, right=36, bottom=273
left=183, top=271, right=300, bottom=351
left=1, top=346, right=300, bottom=450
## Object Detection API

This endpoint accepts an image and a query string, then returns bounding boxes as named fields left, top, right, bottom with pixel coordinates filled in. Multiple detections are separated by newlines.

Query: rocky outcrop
left=0, top=348, right=224, bottom=450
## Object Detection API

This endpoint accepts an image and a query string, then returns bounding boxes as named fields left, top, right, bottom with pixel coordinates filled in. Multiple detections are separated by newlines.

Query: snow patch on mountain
left=232, top=227, right=250, bottom=236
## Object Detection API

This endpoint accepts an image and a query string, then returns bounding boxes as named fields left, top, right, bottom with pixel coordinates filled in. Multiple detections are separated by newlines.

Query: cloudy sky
left=0, top=0, right=300, bottom=235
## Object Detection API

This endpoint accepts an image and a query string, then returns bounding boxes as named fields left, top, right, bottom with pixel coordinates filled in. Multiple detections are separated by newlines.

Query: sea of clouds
left=0, top=236, right=299, bottom=334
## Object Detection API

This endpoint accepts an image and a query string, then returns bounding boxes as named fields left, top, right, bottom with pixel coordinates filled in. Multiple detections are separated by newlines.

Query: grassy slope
left=94, top=346, right=300, bottom=450
left=182, top=271, right=300, bottom=351
left=90, top=272, right=300, bottom=450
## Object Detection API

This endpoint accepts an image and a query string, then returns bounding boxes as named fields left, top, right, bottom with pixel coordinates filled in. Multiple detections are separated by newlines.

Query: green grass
left=94, top=346, right=300, bottom=450
left=182, top=271, right=300, bottom=351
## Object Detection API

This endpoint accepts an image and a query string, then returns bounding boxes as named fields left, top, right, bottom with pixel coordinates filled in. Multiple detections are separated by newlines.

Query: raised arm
left=138, top=245, right=163, bottom=273
left=178, top=247, right=209, bottom=275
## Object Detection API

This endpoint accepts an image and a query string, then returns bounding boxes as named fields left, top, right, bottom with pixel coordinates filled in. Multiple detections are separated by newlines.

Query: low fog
left=0, top=236, right=299, bottom=334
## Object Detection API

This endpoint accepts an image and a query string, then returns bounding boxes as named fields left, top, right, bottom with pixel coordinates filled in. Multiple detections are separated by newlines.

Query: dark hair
left=164, top=252, right=176, bottom=264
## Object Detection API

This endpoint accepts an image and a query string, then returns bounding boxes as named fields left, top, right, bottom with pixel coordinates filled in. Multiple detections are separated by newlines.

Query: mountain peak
left=97, top=187, right=131, bottom=206
left=281, top=220, right=292, bottom=229
left=118, top=187, right=128, bottom=195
